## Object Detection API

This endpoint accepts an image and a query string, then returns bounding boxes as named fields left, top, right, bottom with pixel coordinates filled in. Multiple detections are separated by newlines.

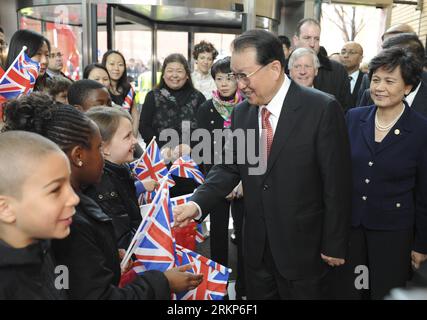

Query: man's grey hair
left=288, top=48, right=320, bottom=70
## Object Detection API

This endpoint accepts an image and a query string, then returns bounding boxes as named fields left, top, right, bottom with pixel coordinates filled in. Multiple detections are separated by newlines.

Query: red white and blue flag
left=122, top=85, right=135, bottom=112
left=0, top=46, right=40, bottom=103
left=121, top=179, right=230, bottom=300
left=132, top=187, right=177, bottom=273
left=174, top=244, right=230, bottom=300
left=130, top=138, right=175, bottom=204
left=169, top=155, right=205, bottom=185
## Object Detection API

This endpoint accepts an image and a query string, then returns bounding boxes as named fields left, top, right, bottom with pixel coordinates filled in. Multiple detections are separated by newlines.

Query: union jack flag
left=130, top=138, right=175, bottom=204
left=169, top=155, right=205, bottom=185
left=174, top=244, right=230, bottom=300
left=170, top=193, right=205, bottom=243
left=133, top=188, right=177, bottom=273
left=0, top=46, right=40, bottom=102
left=122, top=86, right=135, bottom=112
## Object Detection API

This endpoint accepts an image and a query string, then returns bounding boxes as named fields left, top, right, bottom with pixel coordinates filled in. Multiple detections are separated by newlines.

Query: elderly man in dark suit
left=174, top=29, right=352, bottom=299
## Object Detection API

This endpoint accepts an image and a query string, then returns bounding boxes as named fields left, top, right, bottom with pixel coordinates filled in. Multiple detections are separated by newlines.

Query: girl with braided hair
left=2, top=92, right=202, bottom=299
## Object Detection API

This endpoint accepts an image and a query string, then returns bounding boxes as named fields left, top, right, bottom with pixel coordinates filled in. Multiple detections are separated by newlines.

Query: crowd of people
left=0, top=17, right=427, bottom=300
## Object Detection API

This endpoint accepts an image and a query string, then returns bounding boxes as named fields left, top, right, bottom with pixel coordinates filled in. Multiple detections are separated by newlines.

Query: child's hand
left=142, top=179, right=159, bottom=192
left=225, top=190, right=235, bottom=201
left=173, top=144, right=192, bottom=159
left=118, top=249, right=133, bottom=274
left=160, top=147, right=174, bottom=163
left=233, top=181, right=243, bottom=199
left=164, top=264, right=203, bottom=293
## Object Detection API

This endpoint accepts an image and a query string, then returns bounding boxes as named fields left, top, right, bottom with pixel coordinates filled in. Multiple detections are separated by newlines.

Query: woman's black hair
left=101, top=50, right=130, bottom=95
left=83, top=63, right=111, bottom=81
left=368, top=47, right=422, bottom=87
left=211, top=56, right=231, bottom=79
left=2, top=92, right=95, bottom=152
left=158, top=53, right=194, bottom=89
left=5, top=30, right=51, bottom=69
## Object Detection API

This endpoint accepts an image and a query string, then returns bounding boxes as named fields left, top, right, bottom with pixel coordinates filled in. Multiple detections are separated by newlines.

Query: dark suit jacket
left=350, top=71, right=366, bottom=108
left=346, top=105, right=427, bottom=253
left=191, top=81, right=352, bottom=280
left=357, top=72, right=427, bottom=118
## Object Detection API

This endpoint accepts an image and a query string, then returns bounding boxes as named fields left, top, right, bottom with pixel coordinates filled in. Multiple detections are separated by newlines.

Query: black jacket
left=85, top=160, right=141, bottom=249
left=0, top=240, right=67, bottom=299
left=191, top=81, right=352, bottom=280
left=196, top=99, right=229, bottom=174
left=350, top=71, right=366, bottom=108
left=314, top=54, right=352, bottom=111
left=51, top=192, right=170, bottom=300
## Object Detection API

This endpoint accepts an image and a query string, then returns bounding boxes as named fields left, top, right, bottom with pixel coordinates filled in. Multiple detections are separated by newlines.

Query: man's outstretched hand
left=173, top=202, right=199, bottom=227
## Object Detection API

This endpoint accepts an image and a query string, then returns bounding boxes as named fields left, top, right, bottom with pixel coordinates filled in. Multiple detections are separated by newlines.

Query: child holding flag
left=2, top=93, right=202, bottom=299
left=85, top=106, right=158, bottom=249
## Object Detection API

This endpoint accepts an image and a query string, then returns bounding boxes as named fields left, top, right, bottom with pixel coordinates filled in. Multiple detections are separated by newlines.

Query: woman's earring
left=78, top=160, right=83, bottom=167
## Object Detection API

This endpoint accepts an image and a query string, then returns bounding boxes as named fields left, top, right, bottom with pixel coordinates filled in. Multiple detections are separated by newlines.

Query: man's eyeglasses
left=228, top=63, right=269, bottom=84
left=340, top=50, right=360, bottom=56
left=49, top=52, right=63, bottom=59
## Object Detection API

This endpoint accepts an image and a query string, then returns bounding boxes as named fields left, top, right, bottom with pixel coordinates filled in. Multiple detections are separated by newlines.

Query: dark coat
left=346, top=105, right=427, bottom=253
left=350, top=71, right=366, bottom=108
left=191, top=81, right=352, bottom=280
left=313, top=54, right=352, bottom=111
left=85, top=160, right=141, bottom=249
left=51, top=192, right=170, bottom=299
left=0, top=240, right=67, bottom=300
left=196, top=99, right=229, bottom=174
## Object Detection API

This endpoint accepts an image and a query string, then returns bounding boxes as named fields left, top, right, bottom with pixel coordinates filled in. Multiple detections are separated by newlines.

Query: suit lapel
left=263, top=82, right=301, bottom=178
left=411, top=81, right=427, bottom=115
left=376, top=105, right=411, bottom=155
left=352, top=71, right=364, bottom=100
left=360, top=106, right=376, bottom=155
left=245, top=104, right=263, bottom=183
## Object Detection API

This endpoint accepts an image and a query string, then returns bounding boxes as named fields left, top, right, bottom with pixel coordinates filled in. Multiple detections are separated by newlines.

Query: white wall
left=0, top=0, right=18, bottom=41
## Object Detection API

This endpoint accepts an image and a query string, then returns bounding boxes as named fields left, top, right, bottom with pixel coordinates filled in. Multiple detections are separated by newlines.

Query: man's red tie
left=261, top=107, right=273, bottom=158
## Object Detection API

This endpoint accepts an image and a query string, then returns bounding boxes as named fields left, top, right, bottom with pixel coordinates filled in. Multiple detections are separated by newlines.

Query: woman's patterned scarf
left=211, top=90, right=244, bottom=128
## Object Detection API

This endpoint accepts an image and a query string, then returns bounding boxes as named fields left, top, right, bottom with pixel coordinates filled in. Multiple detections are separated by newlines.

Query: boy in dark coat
left=0, top=131, right=79, bottom=299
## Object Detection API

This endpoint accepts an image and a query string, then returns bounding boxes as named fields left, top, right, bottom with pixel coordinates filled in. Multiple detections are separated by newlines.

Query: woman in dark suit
left=342, top=47, right=427, bottom=299
left=196, top=57, right=245, bottom=296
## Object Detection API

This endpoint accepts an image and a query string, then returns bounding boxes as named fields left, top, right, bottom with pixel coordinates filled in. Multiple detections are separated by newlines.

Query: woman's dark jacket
left=196, top=99, right=230, bottom=174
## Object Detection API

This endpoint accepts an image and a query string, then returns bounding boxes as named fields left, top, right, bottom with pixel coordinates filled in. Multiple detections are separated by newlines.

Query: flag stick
left=0, top=46, right=28, bottom=84
left=120, top=176, right=168, bottom=270
left=131, top=136, right=156, bottom=172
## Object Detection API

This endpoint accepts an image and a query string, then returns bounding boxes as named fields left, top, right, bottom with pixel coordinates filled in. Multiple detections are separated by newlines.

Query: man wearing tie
left=339, top=42, right=365, bottom=108
left=174, top=29, right=352, bottom=299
